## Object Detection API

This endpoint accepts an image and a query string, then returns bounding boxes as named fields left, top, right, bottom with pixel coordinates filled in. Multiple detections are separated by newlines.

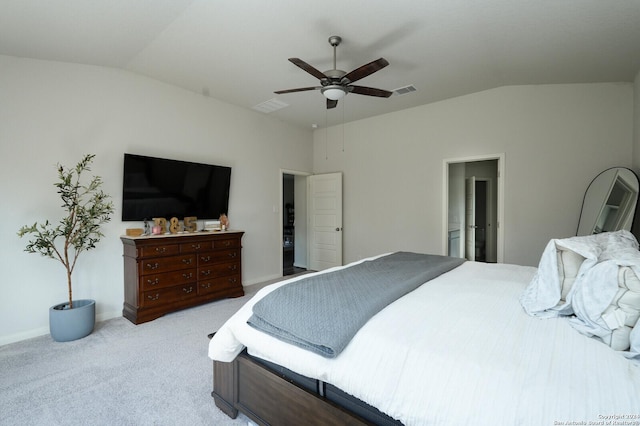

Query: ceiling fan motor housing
left=322, top=69, right=347, bottom=85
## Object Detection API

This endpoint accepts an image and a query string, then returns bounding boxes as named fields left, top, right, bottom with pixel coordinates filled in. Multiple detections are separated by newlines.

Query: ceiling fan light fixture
left=321, top=85, right=347, bottom=100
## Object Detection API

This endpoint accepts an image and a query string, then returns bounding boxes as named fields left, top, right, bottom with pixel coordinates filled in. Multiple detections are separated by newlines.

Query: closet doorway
left=443, top=154, right=504, bottom=263
left=281, top=170, right=309, bottom=276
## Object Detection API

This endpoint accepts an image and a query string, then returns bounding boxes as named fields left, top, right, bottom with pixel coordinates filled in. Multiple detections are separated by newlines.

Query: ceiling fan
left=275, top=36, right=393, bottom=109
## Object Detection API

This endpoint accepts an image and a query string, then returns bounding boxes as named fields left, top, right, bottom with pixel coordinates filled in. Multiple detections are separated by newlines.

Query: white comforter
left=521, top=230, right=640, bottom=359
left=209, top=258, right=640, bottom=426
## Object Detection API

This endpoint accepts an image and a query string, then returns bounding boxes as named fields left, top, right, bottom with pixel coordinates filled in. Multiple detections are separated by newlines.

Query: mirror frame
left=576, top=167, right=640, bottom=236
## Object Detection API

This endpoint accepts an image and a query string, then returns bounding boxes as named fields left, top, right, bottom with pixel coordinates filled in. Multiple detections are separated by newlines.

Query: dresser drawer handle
left=154, top=247, right=166, bottom=254
left=182, top=272, right=193, bottom=279
left=146, top=262, right=160, bottom=270
left=223, top=241, right=231, bottom=247
left=183, top=286, right=194, bottom=294
left=191, top=244, right=201, bottom=250
left=201, top=270, right=211, bottom=276
left=201, top=255, right=211, bottom=262
left=147, top=278, right=160, bottom=286
left=228, top=277, right=237, bottom=284
left=228, top=264, right=237, bottom=271
left=182, top=258, right=192, bottom=265
left=228, top=252, right=237, bottom=258
left=201, top=283, right=212, bottom=289
left=147, top=293, right=160, bottom=301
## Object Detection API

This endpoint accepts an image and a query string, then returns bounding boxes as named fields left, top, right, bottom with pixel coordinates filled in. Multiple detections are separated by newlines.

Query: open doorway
left=281, top=171, right=309, bottom=276
left=444, top=155, right=504, bottom=263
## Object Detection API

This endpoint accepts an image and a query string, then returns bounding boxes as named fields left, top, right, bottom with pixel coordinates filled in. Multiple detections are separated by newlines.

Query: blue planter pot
left=49, top=299, right=96, bottom=342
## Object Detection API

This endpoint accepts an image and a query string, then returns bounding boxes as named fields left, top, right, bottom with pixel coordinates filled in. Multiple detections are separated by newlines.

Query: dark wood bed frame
left=212, top=350, right=377, bottom=425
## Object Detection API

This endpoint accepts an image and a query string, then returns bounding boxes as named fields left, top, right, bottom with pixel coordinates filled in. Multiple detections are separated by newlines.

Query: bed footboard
left=212, top=350, right=370, bottom=425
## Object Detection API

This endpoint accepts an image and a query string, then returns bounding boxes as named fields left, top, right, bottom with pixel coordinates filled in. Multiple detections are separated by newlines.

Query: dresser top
left=120, top=229, right=244, bottom=241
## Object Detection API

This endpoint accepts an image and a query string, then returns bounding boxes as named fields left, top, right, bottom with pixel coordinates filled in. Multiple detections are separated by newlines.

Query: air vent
left=252, top=98, right=289, bottom=113
left=393, top=85, right=417, bottom=96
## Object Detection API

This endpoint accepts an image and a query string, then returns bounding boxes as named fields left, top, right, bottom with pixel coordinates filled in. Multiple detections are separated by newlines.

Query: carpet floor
left=0, top=280, right=277, bottom=426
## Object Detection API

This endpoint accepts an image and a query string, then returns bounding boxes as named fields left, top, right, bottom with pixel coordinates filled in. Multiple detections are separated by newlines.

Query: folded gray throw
left=247, top=252, right=465, bottom=358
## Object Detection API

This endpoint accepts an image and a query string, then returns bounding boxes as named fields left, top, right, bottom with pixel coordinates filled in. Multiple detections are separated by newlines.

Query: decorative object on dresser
left=17, top=154, right=114, bottom=342
left=121, top=231, right=244, bottom=324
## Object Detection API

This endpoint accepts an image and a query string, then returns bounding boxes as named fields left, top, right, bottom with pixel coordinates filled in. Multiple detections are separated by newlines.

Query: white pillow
left=595, top=266, right=640, bottom=351
left=556, top=248, right=585, bottom=301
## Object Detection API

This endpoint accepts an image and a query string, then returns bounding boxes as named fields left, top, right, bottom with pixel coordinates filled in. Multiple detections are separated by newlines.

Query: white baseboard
left=243, top=273, right=282, bottom=287
left=97, top=310, right=122, bottom=323
left=0, top=326, right=50, bottom=346
left=0, top=310, right=123, bottom=347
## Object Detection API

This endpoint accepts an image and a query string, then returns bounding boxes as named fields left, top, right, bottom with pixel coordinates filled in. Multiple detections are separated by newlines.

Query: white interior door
left=308, top=172, right=343, bottom=271
left=465, top=176, right=476, bottom=261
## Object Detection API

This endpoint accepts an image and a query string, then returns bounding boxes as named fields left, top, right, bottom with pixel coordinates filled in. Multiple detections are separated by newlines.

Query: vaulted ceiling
left=2, top=0, right=640, bottom=128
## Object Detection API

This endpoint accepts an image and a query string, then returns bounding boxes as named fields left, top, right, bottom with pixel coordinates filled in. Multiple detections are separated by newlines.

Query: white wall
left=314, top=83, right=634, bottom=267
left=0, top=55, right=313, bottom=345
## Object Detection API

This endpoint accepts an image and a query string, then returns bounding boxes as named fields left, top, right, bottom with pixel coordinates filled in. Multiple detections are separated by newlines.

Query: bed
left=208, top=231, right=640, bottom=425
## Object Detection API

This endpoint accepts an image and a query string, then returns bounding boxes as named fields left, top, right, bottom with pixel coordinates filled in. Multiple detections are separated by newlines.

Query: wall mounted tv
left=122, top=153, right=231, bottom=221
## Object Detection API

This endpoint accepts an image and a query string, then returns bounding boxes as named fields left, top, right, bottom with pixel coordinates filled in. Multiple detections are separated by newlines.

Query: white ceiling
left=2, top=0, right=640, bottom=129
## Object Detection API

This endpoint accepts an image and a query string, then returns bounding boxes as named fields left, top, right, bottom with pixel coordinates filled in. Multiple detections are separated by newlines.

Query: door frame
left=280, top=169, right=311, bottom=276
left=443, top=153, right=505, bottom=263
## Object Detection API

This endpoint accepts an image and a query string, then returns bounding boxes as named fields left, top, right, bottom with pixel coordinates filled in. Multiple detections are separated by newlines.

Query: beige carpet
left=0, top=280, right=280, bottom=426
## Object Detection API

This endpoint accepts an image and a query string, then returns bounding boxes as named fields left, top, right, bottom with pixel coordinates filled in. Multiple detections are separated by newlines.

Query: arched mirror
left=577, top=167, right=640, bottom=236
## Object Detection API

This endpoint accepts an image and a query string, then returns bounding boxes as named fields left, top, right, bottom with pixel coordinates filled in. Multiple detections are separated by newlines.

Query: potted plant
left=18, top=154, right=114, bottom=342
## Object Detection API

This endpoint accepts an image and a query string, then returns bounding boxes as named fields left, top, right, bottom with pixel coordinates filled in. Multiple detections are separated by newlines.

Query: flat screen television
left=122, top=153, right=231, bottom=221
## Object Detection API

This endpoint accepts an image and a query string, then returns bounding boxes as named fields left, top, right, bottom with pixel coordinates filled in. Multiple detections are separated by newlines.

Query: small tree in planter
left=18, top=154, right=114, bottom=340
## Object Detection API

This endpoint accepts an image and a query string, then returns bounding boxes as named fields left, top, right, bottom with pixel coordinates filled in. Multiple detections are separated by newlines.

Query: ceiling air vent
left=393, top=85, right=417, bottom=96
left=252, top=98, right=289, bottom=113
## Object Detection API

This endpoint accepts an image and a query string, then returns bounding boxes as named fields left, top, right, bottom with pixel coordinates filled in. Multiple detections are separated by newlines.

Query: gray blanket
left=247, top=252, right=465, bottom=358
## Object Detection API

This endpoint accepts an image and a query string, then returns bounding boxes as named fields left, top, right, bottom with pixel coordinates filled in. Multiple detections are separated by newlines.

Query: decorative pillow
left=595, top=266, right=640, bottom=351
left=556, top=248, right=586, bottom=302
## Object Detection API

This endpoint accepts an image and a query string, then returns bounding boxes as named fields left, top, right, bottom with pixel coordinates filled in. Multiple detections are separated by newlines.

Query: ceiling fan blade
left=327, top=99, right=338, bottom=109
left=274, top=86, right=320, bottom=94
left=342, top=58, right=389, bottom=84
left=288, top=58, right=327, bottom=81
left=349, top=85, right=393, bottom=98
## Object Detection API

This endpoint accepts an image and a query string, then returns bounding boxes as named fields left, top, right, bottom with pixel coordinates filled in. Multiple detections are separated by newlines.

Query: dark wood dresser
left=121, top=231, right=244, bottom=324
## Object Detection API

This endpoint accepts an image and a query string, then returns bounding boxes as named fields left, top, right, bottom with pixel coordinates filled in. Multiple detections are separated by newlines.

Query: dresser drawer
left=198, top=275, right=241, bottom=296
left=139, top=243, right=181, bottom=258
left=180, top=240, right=214, bottom=253
left=198, top=261, right=240, bottom=279
left=142, top=283, right=198, bottom=307
left=141, top=254, right=196, bottom=275
left=201, top=248, right=241, bottom=263
left=141, top=269, right=196, bottom=291
left=213, top=237, right=240, bottom=249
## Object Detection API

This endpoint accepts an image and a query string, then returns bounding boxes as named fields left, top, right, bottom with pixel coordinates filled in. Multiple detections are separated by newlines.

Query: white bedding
left=521, top=230, right=640, bottom=357
left=209, top=257, right=640, bottom=426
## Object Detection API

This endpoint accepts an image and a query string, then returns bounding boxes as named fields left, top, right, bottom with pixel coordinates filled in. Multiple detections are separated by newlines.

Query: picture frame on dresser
left=121, top=231, right=244, bottom=324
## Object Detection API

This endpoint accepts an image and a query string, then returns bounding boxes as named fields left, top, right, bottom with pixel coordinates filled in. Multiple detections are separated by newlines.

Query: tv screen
left=122, top=153, right=231, bottom=222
